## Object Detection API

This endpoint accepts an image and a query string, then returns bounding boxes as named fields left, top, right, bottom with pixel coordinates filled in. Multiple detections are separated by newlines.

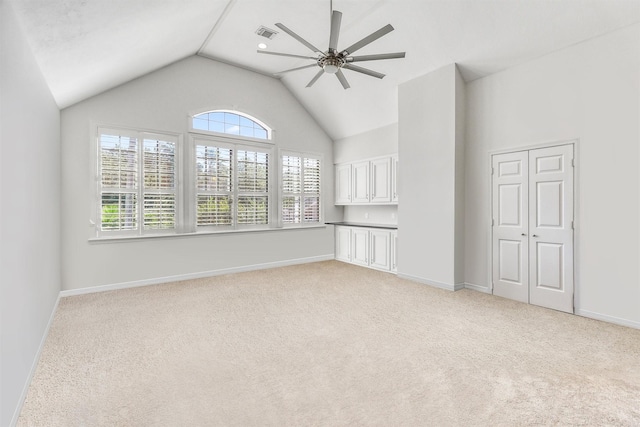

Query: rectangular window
left=196, top=145, right=233, bottom=226
left=194, top=137, right=271, bottom=230
left=97, top=128, right=178, bottom=236
left=281, top=152, right=321, bottom=225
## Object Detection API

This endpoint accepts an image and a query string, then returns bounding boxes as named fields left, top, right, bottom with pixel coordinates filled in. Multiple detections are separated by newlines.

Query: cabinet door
left=391, top=230, right=398, bottom=273
left=370, top=230, right=391, bottom=271
left=335, top=164, right=352, bottom=204
left=370, top=158, right=392, bottom=203
left=391, top=155, right=398, bottom=203
left=335, top=226, right=352, bottom=262
left=351, top=161, right=370, bottom=203
left=351, top=228, right=370, bottom=266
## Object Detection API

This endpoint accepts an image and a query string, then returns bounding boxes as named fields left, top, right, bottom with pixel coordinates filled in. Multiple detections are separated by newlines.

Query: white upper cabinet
left=352, top=161, right=370, bottom=203
left=371, top=157, right=392, bottom=203
left=335, top=163, right=352, bottom=204
left=335, top=154, right=397, bottom=205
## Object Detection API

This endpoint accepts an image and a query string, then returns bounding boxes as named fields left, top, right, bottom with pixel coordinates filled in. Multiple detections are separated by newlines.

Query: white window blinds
left=282, top=153, right=321, bottom=225
left=194, top=137, right=271, bottom=229
left=237, top=150, right=269, bottom=225
left=196, top=145, right=233, bottom=226
left=98, top=128, right=177, bottom=235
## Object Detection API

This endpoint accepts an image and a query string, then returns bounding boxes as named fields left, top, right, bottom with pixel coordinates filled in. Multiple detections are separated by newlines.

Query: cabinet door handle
left=533, top=234, right=539, bottom=238
left=521, top=233, right=526, bottom=236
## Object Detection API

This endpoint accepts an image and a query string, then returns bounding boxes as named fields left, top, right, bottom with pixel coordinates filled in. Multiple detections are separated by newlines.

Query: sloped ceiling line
left=198, top=0, right=238, bottom=54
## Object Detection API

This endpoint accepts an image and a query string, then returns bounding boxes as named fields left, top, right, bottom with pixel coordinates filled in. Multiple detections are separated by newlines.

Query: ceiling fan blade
left=306, top=69, right=325, bottom=87
left=340, top=24, right=394, bottom=55
left=275, top=23, right=323, bottom=54
left=276, top=64, right=318, bottom=75
left=335, top=69, right=350, bottom=89
left=329, top=10, right=342, bottom=53
left=347, top=52, right=405, bottom=62
left=257, top=50, right=317, bottom=60
left=343, top=64, right=385, bottom=79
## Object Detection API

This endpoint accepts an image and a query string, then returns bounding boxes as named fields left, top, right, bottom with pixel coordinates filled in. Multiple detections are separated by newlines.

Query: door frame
left=488, top=139, right=580, bottom=311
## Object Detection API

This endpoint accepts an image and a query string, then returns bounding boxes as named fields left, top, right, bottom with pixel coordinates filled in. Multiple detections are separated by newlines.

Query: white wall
left=397, top=64, right=465, bottom=289
left=334, top=123, right=398, bottom=164
left=454, top=69, right=466, bottom=285
left=0, top=2, right=61, bottom=425
left=334, top=123, right=399, bottom=225
left=61, top=56, right=339, bottom=291
left=465, top=24, right=640, bottom=327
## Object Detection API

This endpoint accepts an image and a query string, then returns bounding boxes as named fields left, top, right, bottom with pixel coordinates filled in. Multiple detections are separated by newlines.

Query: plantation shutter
left=237, top=149, right=269, bottom=225
left=99, top=130, right=139, bottom=231
left=195, top=144, right=233, bottom=227
left=303, top=157, right=321, bottom=223
left=194, top=137, right=271, bottom=229
left=97, top=128, right=178, bottom=236
left=143, top=134, right=177, bottom=230
left=281, top=152, right=321, bottom=225
left=282, top=155, right=302, bottom=224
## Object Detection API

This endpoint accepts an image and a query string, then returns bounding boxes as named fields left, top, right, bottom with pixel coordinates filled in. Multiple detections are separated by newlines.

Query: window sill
left=88, top=224, right=327, bottom=243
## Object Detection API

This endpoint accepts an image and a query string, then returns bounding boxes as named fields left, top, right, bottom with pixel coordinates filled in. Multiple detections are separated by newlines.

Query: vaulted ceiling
left=9, top=0, right=640, bottom=140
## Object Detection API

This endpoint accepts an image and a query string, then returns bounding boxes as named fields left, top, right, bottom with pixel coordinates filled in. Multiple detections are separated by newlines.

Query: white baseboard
left=60, top=255, right=335, bottom=297
left=397, top=273, right=460, bottom=292
left=11, top=293, right=61, bottom=427
left=464, top=282, right=492, bottom=294
left=576, top=308, right=640, bottom=330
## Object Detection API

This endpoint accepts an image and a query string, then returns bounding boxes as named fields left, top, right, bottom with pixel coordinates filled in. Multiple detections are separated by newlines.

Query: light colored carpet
left=18, top=261, right=640, bottom=426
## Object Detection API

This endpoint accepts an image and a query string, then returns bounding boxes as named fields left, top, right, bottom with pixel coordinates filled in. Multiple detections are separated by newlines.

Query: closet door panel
left=492, top=151, right=529, bottom=303
left=529, top=145, right=574, bottom=313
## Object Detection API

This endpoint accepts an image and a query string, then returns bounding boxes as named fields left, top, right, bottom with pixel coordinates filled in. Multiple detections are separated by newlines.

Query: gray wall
left=0, top=2, right=62, bottom=425
left=397, top=64, right=465, bottom=289
left=61, top=56, right=339, bottom=291
left=464, top=23, right=640, bottom=326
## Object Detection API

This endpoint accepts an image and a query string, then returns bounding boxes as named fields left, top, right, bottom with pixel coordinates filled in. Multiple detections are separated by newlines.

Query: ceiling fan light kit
left=257, top=9, right=405, bottom=89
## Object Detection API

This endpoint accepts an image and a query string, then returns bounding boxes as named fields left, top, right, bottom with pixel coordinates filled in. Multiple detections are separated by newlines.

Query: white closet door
left=528, top=145, right=574, bottom=313
left=492, top=151, right=529, bottom=303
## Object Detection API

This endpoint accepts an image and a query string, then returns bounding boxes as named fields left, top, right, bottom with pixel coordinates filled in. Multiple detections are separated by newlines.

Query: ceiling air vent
left=256, top=26, right=278, bottom=39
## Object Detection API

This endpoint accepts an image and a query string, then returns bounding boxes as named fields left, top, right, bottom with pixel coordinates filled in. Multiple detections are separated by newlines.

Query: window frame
left=188, top=110, right=274, bottom=143
left=189, top=133, right=275, bottom=233
left=91, top=125, right=183, bottom=239
left=279, top=149, right=323, bottom=228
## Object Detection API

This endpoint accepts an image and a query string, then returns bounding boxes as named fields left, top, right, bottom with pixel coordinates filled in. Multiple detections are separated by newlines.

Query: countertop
left=325, top=222, right=398, bottom=230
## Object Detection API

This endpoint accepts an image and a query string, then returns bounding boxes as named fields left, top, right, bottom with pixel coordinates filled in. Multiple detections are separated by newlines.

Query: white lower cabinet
left=351, top=228, right=370, bottom=266
left=391, top=230, right=398, bottom=273
left=335, top=226, right=352, bottom=262
left=370, top=230, right=391, bottom=271
left=334, top=225, right=397, bottom=273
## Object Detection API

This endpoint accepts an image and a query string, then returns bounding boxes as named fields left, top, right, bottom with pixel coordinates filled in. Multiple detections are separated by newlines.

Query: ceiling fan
left=257, top=8, right=405, bottom=89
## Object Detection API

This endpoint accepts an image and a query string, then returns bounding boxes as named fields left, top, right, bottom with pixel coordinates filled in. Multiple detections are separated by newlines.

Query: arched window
left=192, top=110, right=270, bottom=140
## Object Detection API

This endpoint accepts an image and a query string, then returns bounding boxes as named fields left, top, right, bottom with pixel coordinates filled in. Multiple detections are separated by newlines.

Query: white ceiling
left=9, top=0, right=640, bottom=140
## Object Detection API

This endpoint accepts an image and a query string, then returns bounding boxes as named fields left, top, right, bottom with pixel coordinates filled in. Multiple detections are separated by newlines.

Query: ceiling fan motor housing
left=318, top=55, right=345, bottom=74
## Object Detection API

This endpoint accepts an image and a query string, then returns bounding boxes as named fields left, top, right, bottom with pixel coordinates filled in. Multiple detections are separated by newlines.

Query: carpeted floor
left=18, top=261, right=640, bottom=426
